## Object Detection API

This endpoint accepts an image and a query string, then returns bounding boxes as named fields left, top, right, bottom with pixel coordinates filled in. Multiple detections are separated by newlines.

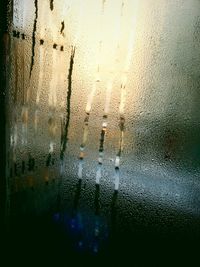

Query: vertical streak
left=34, top=44, right=44, bottom=132
left=60, top=47, right=76, bottom=160
left=78, top=76, right=100, bottom=179
left=21, top=105, right=28, bottom=145
left=78, top=112, right=89, bottom=179
left=35, top=1, right=49, bottom=132
left=95, top=0, right=125, bottom=185
left=49, top=0, right=54, bottom=11
left=49, top=47, right=58, bottom=107
left=60, top=21, right=65, bottom=35
left=85, top=82, right=98, bottom=114
left=12, top=36, right=19, bottom=164
left=13, top=38, right=19, bottom=103
left=21, top=0, right=28, bottom=146
left=30, top=0, right=38, bottom=78
left=78, top=2, right=105, bottom=180
left=21, top=40, right=25, bottom=105
left=47, top=43, right=59, bottom=166
left=78, top=0, right=106, bottom=180
left=104, top=80, right=113, bottom=115
left=95, top=80, right=113, bottom=185
left=96, top=119, right=107, bottom=185
left=36, top=44, right=45, bottom=105
left=114, top=1, right=139, bottom=190
left=11, top=0, right=27, bottom=177
left=114, top=113, right=125, bottom=191
left=21, top=22, right=28, bottom=146
left=114, top=76, right=127, bottom=191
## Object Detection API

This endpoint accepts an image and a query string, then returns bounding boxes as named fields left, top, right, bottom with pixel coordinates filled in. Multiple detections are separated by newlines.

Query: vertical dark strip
left=50, top=0, right=54, bottom=11
left=14, top=41, right=18, bottom=103
left=0, top=0, right=12, bottom=235
left=60, top=21, right=65, bottom=35
left=99, top=127, right=106, bottom=154
left=117, top=115, right=125, bottom=157
left=60, top=47, right=76, bottom=160
left=30, top=0, right=38, bottom=78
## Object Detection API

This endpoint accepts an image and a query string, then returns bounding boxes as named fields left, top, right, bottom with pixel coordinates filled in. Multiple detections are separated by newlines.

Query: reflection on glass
left=6, top=0, right=200, bottom=260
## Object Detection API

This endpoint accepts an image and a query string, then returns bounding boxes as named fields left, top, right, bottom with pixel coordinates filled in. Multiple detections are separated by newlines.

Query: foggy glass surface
left=5, top=0, right=200, bottom=260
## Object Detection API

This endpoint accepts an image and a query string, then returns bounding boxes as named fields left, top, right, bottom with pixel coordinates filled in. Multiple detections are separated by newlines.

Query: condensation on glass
left=7, top=0, right=200, bottom=229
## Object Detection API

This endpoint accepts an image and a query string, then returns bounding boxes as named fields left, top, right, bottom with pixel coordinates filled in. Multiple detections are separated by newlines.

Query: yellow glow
left=14, top=0, right=139, bottom=81
left=86, top=82, right=97, bottom=114
left=65, top=0, right=139, bottom=80
left=13, top=0, right=139, bottom=116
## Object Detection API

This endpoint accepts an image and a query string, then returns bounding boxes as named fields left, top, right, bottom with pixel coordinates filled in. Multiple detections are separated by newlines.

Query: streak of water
left=35, top=1, right=49, bottom=106
left=77, top=1, right=105, bottom=179
left=60, top=47, right=76, bottom=161
left=114, top=0, right=139, bottom=190
left=95, top=81, right=113, bottom=185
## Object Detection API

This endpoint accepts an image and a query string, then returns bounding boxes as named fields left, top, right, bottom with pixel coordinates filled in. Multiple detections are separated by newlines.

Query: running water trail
left=114, top=0, right=139, bottom=191
left=34, top=1, right=49, bottom=132
left=46, top=26, right=61, bottom=166
left=78, top=0, right=105, bottom=180
left=95, top=79, right=113, bottom=185
left=60, top=46, right=76, bottom=161
left=95, top=0, right=123, bottom=185
left=21, top=0, right=37, bottom=147
left=19, top=0, right=29, bottom=147
left=78, top=75, right=100, bottom=179
left=30, top=0, right=38, bottom=78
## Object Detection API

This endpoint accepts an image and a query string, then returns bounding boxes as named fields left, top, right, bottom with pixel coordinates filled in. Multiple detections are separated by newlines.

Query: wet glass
left=3, top=0, right=200, bottom=265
